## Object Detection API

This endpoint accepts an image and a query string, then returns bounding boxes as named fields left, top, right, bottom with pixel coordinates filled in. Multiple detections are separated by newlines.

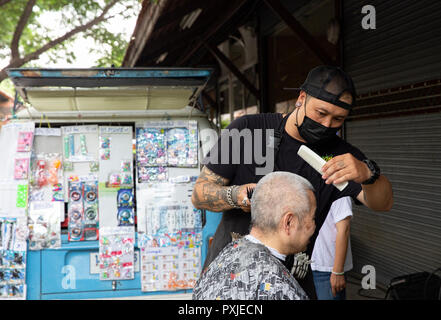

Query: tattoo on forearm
left=192, top=167, right=233, bottom=211
left=198, top=167, right=229, bottom=186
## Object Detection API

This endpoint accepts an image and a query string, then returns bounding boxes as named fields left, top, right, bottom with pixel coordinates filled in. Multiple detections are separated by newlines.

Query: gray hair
left=250, top=171, right=315, bottom=232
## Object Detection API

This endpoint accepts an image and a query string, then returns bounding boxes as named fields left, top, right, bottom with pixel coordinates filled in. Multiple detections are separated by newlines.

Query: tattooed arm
left=191, top=167, right=256, bottom=213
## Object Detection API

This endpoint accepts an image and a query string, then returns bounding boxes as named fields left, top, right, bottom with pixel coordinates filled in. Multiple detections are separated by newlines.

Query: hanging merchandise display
left=67, top=177, right=99, bottom=241
left=139, top=232, right=202, bottom=292
left=27, top=153, right=64, bottom=251
left=28, top=202, right=61, bottom=250
left=96, top=126, right=136, bottom=283
left=0, top=122, right=35, bottom=218
left=83, top=180, right=99, bottom=240
left=61, top=125, right=99, bottom=228
left=137, top=176, right=203, bottom=292
left=117, top=189, right=134, bottom=226
left=15, top=185, right=28, bottom=209
left=136, top=120, right=198, bottom=170
left=166, top=122, right=198, bottom=168
left=29, top=153, right=64, bottom=203
left=99, top=226, right=135, bottom=281
left=13, top=158, right=30, bottom=180
left=99, top=136, right=111, bottom=160
left=97, top=126, right=134, bottom=231
left=136, top=128, right=167, bottom=167
left=135, top=121, right=203, bottom=293
left=68, top=180, right=84, bottom=241
left=0, top=217, right=28, bottom=300
left=61, top=126, right=98, bottom=163
left=16, top=132, right=34, bottom=153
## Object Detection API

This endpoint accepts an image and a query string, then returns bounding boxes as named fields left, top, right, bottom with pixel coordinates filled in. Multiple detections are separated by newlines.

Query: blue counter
left=26, top=211, right=221, bottom=300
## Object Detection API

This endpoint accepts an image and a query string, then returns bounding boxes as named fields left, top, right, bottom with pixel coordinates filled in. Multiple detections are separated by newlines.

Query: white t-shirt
left=311, top=196, right=353, bottom=273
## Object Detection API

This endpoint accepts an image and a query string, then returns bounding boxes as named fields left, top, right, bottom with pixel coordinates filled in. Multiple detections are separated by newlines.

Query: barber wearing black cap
left=192, top=65, right=394, bottom=299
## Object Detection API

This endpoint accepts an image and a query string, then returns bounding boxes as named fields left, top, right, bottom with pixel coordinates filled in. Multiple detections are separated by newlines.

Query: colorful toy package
left=99, top=227, right=135, bottom=281
left=136, top=128, right=167, bottom=167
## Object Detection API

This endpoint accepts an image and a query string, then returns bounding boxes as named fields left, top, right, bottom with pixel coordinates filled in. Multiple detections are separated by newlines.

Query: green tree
left=0, top=0, right=142, bottom=86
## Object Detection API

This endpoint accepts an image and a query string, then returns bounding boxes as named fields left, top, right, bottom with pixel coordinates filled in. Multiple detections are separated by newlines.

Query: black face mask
left=296, top=103, right=341, bottom=144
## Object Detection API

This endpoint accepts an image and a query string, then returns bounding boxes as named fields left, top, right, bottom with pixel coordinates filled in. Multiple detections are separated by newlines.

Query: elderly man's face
left=292, top=191, right=316, bottom=253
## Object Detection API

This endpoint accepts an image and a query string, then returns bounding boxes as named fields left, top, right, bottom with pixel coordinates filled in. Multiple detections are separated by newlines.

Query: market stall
left=1, top=68, right=221, bottom=300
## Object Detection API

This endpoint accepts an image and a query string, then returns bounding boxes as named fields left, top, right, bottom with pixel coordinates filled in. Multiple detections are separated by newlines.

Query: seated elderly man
left=192, top=171, right=316, bottom=300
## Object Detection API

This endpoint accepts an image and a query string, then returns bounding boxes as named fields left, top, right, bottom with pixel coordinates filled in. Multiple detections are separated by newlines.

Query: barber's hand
left=321, top=153, right=372, bottom=185
left=330, top=273, right=346, bottom=297
left=234, top=183, right=256, bottom=213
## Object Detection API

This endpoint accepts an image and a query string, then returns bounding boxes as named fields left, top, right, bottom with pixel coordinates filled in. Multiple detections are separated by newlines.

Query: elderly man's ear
left=282, top=212, right=299, bottom=235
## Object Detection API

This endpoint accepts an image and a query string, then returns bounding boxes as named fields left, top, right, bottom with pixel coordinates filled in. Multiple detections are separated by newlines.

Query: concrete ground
left=346, top=273, right=388, bottom=300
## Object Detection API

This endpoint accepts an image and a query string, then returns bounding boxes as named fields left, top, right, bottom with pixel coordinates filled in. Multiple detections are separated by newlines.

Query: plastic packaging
left=67, top=180, right=100, bottom=242
left=28, top=202, right=61, bottom=250
left=137, top=166, right=168, bottom=183
left=99, top=227, right=135, bottom=281
left=14, top=159, right=29, bottom=180
left=166, top=126, right=198, bottom=167
left=16, top=132, right=33, bottom=152
left=117, top=189, right=134, bottom=226
left=0, top=217, right=27, bottom=300
left=136, top=128, right=167, bottom=167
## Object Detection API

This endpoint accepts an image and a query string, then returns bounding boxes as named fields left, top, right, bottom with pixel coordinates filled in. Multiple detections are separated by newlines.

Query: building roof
left=122, top=0, right=257, bottom=68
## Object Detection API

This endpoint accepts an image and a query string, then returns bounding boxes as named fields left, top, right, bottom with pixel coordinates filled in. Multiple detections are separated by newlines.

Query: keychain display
left=117, top=189, right=134, bottom=226
left=99, top=136, right=111, bottom=160
left=107, top=161, right=133, bottom=188
left=67, top=179, right=99, bottom=241
left=120, top=160, right=133, bottom=186
left=99, top=227, right=135, bottom=280
left=83, top=180, right=99, bottom=241
left=117, top=189, right=133, bottom=207
left=0, top=217, right=27, bottom=300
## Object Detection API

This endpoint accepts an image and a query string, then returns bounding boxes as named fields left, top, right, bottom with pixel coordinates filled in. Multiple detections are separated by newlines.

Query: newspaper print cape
left=192, top=238, right=309, bottom=300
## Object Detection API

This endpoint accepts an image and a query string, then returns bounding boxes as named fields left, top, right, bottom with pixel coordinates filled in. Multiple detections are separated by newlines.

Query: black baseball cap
left=299, top=65, right=356, bottom=110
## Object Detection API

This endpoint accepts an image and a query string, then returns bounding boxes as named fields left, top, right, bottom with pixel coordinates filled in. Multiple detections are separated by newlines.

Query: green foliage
left=0, top=0, right=141, bottom=75
left=0, top=78, right=15, bottom=97
left=221, top=119, right=231, bottom=129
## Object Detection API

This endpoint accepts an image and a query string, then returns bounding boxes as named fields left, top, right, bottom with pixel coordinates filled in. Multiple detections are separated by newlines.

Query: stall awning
left=6, top=68, right=212, bottom=113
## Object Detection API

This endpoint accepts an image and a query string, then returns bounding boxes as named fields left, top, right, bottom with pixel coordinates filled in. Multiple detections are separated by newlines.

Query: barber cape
left=192, top=237, right=308, bottom=300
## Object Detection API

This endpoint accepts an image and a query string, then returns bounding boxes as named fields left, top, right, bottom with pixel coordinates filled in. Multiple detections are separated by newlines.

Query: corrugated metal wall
left=346, top=113, right=441, bottom=286
left=343, top=0, right=441, bottom=94
left=343, top=0, right=441, bottom=288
